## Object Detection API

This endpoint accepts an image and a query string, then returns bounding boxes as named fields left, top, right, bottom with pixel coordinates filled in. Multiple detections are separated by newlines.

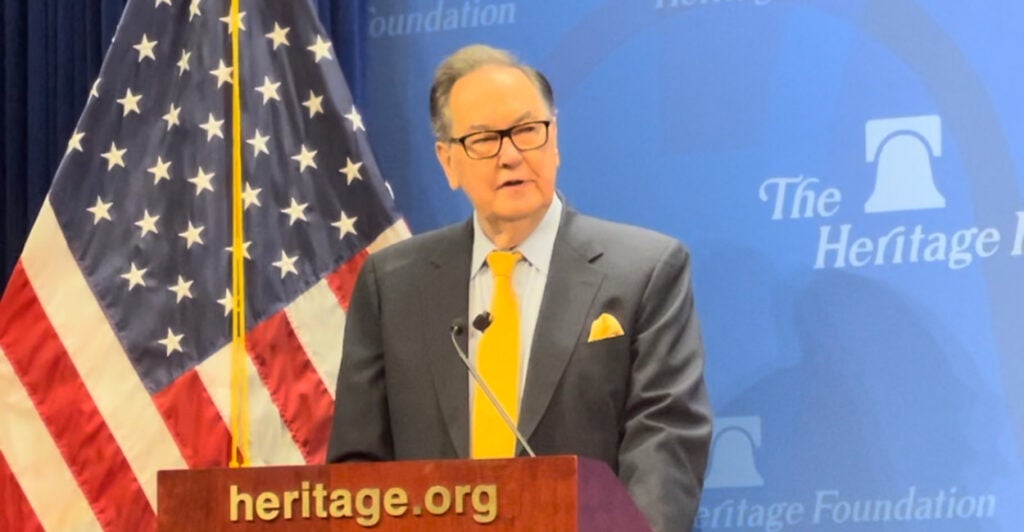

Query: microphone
left=472, top=311, right=492, bottom=333
left=449, top=316, right=536, bottom=457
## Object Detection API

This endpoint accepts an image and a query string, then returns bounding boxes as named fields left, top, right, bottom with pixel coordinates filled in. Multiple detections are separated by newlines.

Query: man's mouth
left=499, top=179, right=525, bottom=189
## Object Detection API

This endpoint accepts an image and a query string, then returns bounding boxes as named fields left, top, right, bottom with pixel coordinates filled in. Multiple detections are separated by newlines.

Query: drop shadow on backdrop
left=703, top=262, right=1003, bottom=507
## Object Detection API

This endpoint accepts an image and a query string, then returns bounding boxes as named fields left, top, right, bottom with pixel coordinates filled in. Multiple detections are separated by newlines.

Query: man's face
left=436, top=65, right=559, bottom=230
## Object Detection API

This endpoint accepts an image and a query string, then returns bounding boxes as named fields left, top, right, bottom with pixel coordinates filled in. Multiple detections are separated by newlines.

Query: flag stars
left=292, top=144, right=317, bottom=172
left=117, top=88, right=142, bottom=116
left=87, top=197, right=113, bottom=224
left=210, top=60, right=233, bottom=88
left=148, top=156, right=172, bottom=184
left=158, top=328, right=185, bottom=356
left=133, top=34, right=158, bottom=62
left=302, top=91, right=323, bottom=118
left=247, top=129, right=270, bottom=157
left=340, top=157, right=363, bottom=185
left=241, top=182, right=262, bottom=209
left=266, top=23, right=290, bottom=50
left=121, top=263, right=148, bottom=290
left=344, top=106, right=365, bottom=132
left=219, top=11, right=246, bottom=33
left=188, top=0, right=201, bottom=21
left=255, top=76, right=281, bottom=105
left=218, top=289, right=233, bottom=316
left=225, top=240, right=252, bottom=259
left=163, top=103, right=181, bottom=130
left=90, top=78, right=101, bottom=100
left=66, top=130, right=85, bottom=156
left=100, top=142, right=127, bottom=170
left=135, top=210, right=160, bottom=237
left=177, top=50, right=191, bottom=76
left=307, top=35, right=333, bottom=62
left=178, top=222, right=205, bottom=249
left=155, top=0, right=172, bottom=7
left=188, top=167, right=215, bottom=196
left=333, top=211, right=358, bottom=239
left=168, top=276, right=194, bottom=302
left=281, top=198, right=309, bottom=225
left=200, top=113, right=224, bottom=141
left=273, top=251, right=299, bottom=278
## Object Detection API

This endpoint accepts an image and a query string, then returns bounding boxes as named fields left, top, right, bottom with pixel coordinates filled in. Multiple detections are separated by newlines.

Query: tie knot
left=487, top=250, right=521, bottom=277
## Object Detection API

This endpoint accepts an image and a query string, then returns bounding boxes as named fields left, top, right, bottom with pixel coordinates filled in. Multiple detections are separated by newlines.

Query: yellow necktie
left=472, top=250, right=522, bottom=458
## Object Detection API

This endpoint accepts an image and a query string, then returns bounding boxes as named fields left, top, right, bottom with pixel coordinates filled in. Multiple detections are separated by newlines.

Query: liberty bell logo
left=704, top=416, right=765, bottom=489
left=864, top=114, right=945, bottom=213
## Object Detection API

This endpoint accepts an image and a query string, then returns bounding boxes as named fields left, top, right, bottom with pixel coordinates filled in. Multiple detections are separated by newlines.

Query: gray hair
left=429, top=44, right=554, bottom=140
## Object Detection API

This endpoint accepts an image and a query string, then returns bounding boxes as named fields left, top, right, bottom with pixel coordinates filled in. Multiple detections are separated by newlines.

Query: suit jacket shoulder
left=366, top=219, right=472, bottom=273
left=557, top=209, right=692, bottom=281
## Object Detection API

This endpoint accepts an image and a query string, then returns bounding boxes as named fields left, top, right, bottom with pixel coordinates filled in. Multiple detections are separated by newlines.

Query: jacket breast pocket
left=564, top=335, right=631, bottom=407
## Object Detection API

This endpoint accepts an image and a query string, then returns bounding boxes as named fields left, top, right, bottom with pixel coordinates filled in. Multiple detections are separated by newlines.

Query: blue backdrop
left=354, top=1, right=1023, bottom=530
left=4, top=1, right=1021, bottom=530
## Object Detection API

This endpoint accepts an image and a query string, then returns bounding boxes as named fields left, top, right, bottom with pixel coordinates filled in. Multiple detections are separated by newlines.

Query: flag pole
left=228, top=0, right=249, bottom=468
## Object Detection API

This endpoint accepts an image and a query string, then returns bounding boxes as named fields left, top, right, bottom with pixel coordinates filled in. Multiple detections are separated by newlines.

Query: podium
left=157, top=455, right=651, bottom=531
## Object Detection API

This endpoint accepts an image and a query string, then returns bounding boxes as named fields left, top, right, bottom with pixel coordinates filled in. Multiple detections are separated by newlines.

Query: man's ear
left=551, top=120, right=560, bottom=168
left=436, top=141, right=459, bottom=190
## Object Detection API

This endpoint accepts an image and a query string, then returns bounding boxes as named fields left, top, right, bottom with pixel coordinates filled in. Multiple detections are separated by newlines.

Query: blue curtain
left=0, top=0, right=364, bottom=285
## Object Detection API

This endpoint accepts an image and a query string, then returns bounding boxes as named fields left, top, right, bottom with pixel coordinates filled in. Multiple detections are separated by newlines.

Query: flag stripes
left=1, top=209, right=407, bottom=528
left=325, top=249, right=368, bottom=310
left=0, top=376, right=61, bottom=532
left=0, top=264, right=156, bottom=530
left=0, top=354, right=96, bottom=531
left=18, top=200, right=189, bottom=505
left=249, top=311, right=336, bottom=464
left=21, top=202, right=189, bottom=505
left=0, top=450, right=43, bottom=532
left=195, top=342, right=306, bottom=466
left=285, top=277, right=350, bottom=397
left=152, top=369, right=234, bottom=468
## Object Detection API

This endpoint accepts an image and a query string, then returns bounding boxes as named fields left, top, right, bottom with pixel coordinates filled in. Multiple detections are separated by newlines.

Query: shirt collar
left=471, top=194, right=563, bottom=276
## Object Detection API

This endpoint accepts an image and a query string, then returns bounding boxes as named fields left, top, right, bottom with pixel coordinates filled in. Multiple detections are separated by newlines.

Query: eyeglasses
left=449, top=120, right=552, bottom=160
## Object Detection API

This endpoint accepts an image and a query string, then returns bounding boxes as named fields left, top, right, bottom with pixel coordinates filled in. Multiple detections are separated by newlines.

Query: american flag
left=0, top=0, right=408, bottom=529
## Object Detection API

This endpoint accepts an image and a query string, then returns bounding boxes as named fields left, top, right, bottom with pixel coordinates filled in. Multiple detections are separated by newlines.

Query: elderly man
left=328, top=44, right=712, bottom=530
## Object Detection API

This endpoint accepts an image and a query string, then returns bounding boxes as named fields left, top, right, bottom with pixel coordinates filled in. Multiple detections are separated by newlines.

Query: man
left=328, top=44, right=712, bottom=530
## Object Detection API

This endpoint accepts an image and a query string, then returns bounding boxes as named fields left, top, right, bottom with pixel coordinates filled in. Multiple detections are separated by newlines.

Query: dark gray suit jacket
left=327, top=206, right=712, bottom=531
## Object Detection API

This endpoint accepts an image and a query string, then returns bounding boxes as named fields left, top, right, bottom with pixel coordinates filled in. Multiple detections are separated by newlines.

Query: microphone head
left=472, top=311, right=492, bottom=333
left=450, top=318, right=466, bottom=336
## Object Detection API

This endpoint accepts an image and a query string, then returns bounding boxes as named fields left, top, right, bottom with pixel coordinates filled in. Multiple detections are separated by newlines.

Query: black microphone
left=449, top=316, right=536, bottom=457
left=472, top=311, right=492, bottom=333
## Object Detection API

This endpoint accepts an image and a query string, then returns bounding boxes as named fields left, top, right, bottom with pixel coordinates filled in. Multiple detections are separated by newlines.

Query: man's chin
left=494, top=199, right=551, bottom=222
left=479, top=204, right=545, bottom=230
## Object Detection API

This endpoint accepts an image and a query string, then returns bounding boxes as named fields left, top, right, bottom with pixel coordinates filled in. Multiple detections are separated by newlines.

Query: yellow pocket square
left=588, top=313, right=625, bottom=342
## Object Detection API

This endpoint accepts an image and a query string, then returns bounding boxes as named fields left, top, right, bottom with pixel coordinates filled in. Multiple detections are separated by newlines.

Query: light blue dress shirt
left=468, top=195, right=563, bottom=409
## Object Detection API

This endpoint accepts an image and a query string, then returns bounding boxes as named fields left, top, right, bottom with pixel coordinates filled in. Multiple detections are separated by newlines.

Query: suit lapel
left=422, top=221, right=473, bottom=458
left=519, top=209, right=604, bottom=445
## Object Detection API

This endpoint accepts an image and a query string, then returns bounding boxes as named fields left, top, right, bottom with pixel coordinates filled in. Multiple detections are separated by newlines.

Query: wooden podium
left=157, top=455, right=651, bottom=531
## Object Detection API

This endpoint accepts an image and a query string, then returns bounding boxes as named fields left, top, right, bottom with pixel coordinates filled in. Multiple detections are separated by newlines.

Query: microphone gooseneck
left=448, top=316, right=536, bottom=458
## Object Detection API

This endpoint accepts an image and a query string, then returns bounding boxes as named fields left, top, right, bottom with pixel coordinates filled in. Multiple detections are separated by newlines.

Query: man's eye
left=468, top=134, right=499, bottom=146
